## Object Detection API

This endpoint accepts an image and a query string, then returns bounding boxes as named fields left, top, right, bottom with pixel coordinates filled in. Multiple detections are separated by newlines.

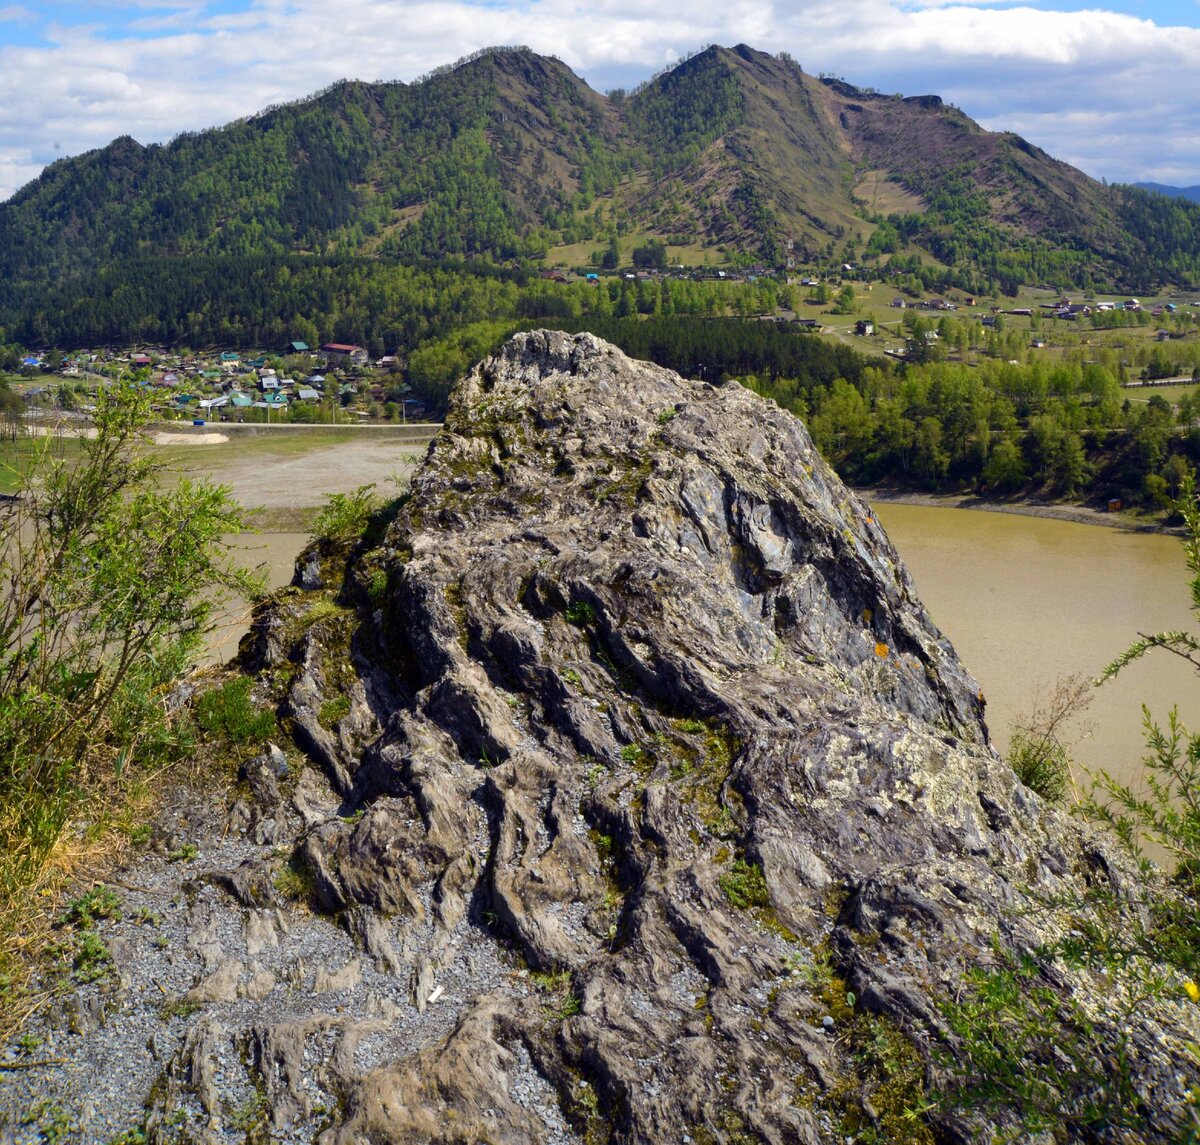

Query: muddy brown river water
left=872, top=502, right=1197, bottom=792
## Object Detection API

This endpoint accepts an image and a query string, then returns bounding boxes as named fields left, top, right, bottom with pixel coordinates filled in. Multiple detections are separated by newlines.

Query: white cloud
left=0, top=0, right=1197, bottom=201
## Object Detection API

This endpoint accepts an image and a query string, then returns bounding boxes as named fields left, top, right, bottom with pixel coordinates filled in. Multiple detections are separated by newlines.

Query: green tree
left=981, top=436, right=1027, bottom=493
left=0, top=378, right=260, bottom=900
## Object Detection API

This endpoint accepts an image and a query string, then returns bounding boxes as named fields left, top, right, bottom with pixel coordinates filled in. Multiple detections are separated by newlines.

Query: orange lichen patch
left=865, top=516, right=874, bottom=525
left=861, top=608, right=873, bottom=624
left=874, top=642, right=889, bottom=658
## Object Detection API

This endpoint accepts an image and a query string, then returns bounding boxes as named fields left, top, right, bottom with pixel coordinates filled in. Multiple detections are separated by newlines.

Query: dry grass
left=853, top=170, right=927, bottom=216
left=0, top=751, right=181, bottom=1042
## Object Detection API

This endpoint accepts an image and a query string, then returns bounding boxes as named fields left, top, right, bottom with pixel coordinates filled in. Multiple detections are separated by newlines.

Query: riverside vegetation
left=940, top=476, right=1200, bottom=1139
left=1, top=331, right=1197, bottom=1143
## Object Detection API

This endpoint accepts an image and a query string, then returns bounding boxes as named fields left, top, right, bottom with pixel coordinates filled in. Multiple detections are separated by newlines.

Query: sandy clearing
left=174, top=435, right=430, bottom=508
left=152, top=431, right=230, bottom=445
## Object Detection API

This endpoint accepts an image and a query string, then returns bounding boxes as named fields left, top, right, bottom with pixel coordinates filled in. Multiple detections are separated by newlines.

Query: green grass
left=0, top=435, right=83, bottom=495
left=1122, top=382, right=1199, bottom=404
left=719, top=858, right=770, bottom=910
left=194, top=675, right=276, bottom=745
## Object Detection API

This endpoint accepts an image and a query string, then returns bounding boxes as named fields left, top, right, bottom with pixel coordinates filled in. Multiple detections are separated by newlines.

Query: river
left=872, top=502, right=1197, bottom=792
left=213, top=506, right=1198, bottom=795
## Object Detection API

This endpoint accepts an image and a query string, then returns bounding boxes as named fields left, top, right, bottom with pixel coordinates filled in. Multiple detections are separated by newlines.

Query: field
left=798, top=281, right=1200, bottom=375
left=1122, top=382, right=1200, bottom=404
left=2, top=425, right=438, bottom=528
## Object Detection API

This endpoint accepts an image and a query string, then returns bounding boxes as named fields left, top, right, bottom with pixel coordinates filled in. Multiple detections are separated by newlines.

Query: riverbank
left=858, top=486, right=1181, bottom=534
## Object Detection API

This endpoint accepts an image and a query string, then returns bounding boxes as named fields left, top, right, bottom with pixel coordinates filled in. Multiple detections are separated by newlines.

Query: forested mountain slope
left=3, top=42, right=1200, bottom=347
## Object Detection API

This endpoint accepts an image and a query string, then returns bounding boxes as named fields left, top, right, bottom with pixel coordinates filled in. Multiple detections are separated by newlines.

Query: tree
left=0, top=378, right=260, bottom=899
left=632, top=240, right=667, bottom=270
left=981, top=436, right=1027, bottom=493
left=832, top=284, right=857, bottom=315
left=601, top=232, right=620, bottom=269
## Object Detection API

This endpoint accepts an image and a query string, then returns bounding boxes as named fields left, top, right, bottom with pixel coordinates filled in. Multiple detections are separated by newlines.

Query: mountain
left=1135, top=182, right=1200, bottom=204
left=2, top=44, right=1200, bottom=348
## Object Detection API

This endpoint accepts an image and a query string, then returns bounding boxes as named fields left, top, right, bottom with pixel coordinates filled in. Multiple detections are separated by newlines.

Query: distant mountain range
left=1, top=44, right=1199, bottom=347
left=1134, top=182, right=1200, bottom=204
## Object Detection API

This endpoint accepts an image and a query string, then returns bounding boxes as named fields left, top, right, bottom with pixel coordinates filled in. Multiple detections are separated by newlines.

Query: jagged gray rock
left=296, top=330, right=1194, bottom=1142
left=4, top=330, right=1196, bottom=1144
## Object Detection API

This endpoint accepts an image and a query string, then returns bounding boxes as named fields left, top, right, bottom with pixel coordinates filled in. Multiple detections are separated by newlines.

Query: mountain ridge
left=2, top=42, right=1199, bottom=322
left=1135, top=182, right=1200, bottom=204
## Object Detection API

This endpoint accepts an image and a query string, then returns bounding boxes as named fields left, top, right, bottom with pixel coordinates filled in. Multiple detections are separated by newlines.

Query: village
left=15, top=340, right=430, bottom=425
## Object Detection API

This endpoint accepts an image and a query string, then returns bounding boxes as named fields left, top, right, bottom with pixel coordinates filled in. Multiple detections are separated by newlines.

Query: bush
left=312, top=483, right=379, bottom=542
left=0, top=378, right=259, bottom=966
left=1004, top=675, right=1091, bottom=802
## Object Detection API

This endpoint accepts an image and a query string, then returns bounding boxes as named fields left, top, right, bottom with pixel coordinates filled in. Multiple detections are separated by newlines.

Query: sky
left=1, top=0, right=1199, bottom=203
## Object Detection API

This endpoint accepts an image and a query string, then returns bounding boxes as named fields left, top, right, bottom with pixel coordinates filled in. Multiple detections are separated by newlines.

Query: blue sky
left=1, top=0, right=1198, bottom=201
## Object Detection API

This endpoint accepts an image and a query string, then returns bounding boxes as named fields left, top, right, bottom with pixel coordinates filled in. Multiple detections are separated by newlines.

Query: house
left=199, top=395, right=229, bottom=410
left=261, top=392, right=288, bottom=407
left=297, top=387, right=321, bottom=402
left=230, top=392, right=253, bottom=408
left=377, top=356, right=399, bottom=371
left=261, top=377, right=279, bottom=391
left=320, top=343, right=369, bottom=365
left=855, top=320, right=875, bottom=336
left=131, top=353, right=152, bottom=368
left=306, top=375, right=326, bottom=387
left=286, top=341, right=310, bottom=354
left=891, top=297, right=907, bottom=309
left=220, top=352, right=240, bottom=364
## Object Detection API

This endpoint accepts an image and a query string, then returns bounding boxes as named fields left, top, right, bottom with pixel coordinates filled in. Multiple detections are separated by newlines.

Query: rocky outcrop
left=4, top=331, right=1195, bottom=1144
